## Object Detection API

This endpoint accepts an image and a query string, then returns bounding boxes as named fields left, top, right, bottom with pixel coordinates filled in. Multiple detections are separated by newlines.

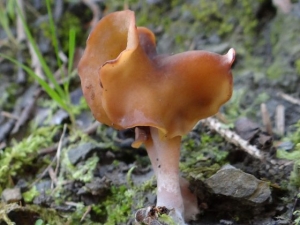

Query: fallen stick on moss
left=201, top=117, right=264, bottom=160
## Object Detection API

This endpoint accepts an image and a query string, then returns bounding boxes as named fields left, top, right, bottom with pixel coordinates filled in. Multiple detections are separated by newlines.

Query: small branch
left=16, top=0, right=26, bottom=83
left=84, top=121, right=100, bottom=135
left=53, top=123, right=67, bottom=187
left=16, top=0, right=26, bottom=42
left=201, top=117, right=264, bottom=160
left=38, top=121, right=100, bottom=155
left=272, top=0, right=292, bottom=14
left=1, top=111, right=19, bottom=120
left=80, top=205, right=92, bottom=222
left=0, top=142, right=6, bottom=149
left=49, top=166, right=57, bottom=188
left=29, top=155, right=57, bottom=188
left=277, top=91, right=300, bottom=106
left=11, top=88, right=41, bottom=134
left=16, top=0, right=44, bottom=79
left=38, top=142, right=61, bottom=156
left=82, top=0, right=101, bottom=29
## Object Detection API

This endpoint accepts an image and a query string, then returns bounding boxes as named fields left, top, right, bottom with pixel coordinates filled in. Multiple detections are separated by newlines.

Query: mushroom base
left=140, top=127, right=199, bottom=223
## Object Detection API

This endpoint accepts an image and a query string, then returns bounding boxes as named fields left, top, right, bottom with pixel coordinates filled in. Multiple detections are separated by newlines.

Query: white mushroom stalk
left=135, top=127, right=199, bottom=223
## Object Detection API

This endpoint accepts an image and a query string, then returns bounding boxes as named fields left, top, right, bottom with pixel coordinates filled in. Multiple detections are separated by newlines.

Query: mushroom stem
left=145, top=127, right=184, bottom=220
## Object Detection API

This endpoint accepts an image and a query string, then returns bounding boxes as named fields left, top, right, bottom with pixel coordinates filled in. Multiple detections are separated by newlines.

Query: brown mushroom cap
left=78, top=10, right=235, bottom=138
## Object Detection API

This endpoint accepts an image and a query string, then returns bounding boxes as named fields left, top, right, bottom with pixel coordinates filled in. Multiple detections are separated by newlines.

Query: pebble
left=205, top=165, right=271, bottom=204
left=1, top=188, right=22, bottom=203
left=68, top=142, right=99, bottom=165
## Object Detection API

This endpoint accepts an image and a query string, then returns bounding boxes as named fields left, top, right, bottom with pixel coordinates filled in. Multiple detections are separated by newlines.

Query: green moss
left=185, top=0, right=264, bottom=38
left=0, top=83, right=20, bottom=111
left=90, top=168, right=156, bottom=224
left=91, top=184, right=134, bottom=224
left=103, top=185, right=134, bottom=224
left=0, top=126, right=59, bottom=192
left=0, top=203, right=68, bottom=225
left=267, top=59, right=286, bottom=79
left=23, top=186, right=40, bottom=203
left=40, top=11, right=85, bottom=53
left=278, top=121, right=300, bottom=188
left=291, top=121, right=300, bottom=144
left=181, top=132, right=228, bottom=180
left=158, top=213, right=177, bottom=225
left=296, top=59, right=300, bottom=75
left=58, top=12, right=85, bottom=52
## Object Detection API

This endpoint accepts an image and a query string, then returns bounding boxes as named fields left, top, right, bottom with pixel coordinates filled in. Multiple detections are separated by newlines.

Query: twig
left=16, top=0, right=26, bottom=43
left=80, top=205, right=92, bottom=222
left=29, top=155, right=57, bottom=188
left=275, top=104, right=285, bottom=136
left=1, top=111, right=19, bottom=120
left=82, top=0, right=101, bottom=29
left=123, top=0, right=129, bottom=10
left=54, top=0, right=63, bottom=22
left=38, top=121, right=100, bottom=155
left=16, top=0, right=44, bottom=79
left=38, top=142, right=60, bottom=155
left=201, top=117, right=264, bottom=160
left=11, top=88, right=41, bottom=134
left=0, top=86, right=39, bottom=142
left=16, top=0, right=26, bottom=83
left=84, top=121, right=100, bottom=135
left=260, top=103, right=273, bottom=135
left=272, top=0, right=292, bottom=14
left=49, top=166, right=57, bottom=188
left=53, top=123, right=67, bottom=188
left=28, top=39, right=44, bottom=78
left=65, top=201, right=81, bottom=207
left=0, top=142, right=6, bottom=149
left=277, top=91, right=300, bottom=106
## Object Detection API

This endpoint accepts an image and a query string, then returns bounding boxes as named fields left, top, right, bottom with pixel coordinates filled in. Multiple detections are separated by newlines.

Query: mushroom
left=78, top=10, right=235, bottom=224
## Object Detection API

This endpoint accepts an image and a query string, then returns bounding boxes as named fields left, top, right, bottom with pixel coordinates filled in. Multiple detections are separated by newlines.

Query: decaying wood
left=201, top=117, right=264, bottom=160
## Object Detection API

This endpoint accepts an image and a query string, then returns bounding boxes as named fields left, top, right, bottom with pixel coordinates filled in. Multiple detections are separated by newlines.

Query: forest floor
left=0, top=0, right=300, bottom=224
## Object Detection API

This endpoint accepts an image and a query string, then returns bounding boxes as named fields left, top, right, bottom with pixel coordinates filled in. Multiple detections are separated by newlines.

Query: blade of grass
left=0, top=3, right=17, bottom=45
left=45, top=0, right=62, bottom=70
left=0, top=54, right=68, bottom=111
left=16, top=3, right=66, bottom=99
left=64, top=28, right=77, bottom=97
left=6, top=0, right=15, bottom=19
left=68, top=28, right=76, bottom=78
